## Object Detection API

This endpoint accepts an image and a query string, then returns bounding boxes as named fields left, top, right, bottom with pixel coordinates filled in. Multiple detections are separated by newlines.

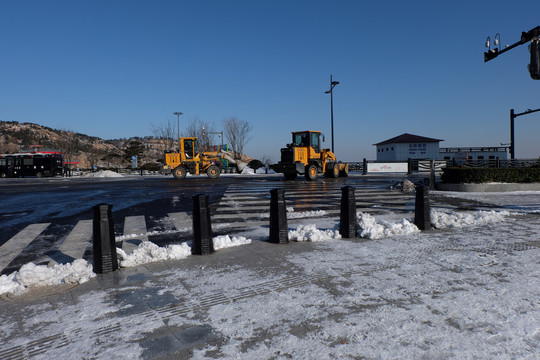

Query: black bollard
left=362, top=158, right=368, bottom=175
left=269, top=188, right=289, bottom=244
left=339, top=186, right=357, bottom=238
left=414, top=185, right=431, bottom=230
left=192, top=194, right=214, bottom=255
left=92, top=203, right=118, bottom=274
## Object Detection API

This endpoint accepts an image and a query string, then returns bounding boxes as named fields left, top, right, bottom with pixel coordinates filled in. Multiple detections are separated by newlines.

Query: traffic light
left=528, top=38, right=540, bottom=80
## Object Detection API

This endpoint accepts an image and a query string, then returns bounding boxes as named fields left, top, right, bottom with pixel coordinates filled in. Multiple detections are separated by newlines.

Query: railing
left=346, top=158, right=539, bottom=174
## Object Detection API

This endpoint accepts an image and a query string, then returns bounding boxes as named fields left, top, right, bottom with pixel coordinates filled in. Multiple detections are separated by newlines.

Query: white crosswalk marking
left=0, top=181, right=423, bottom=273
left=123, top=215, right=148, bottom=253
left=48, top=220, right=93, bottom=266
left=168, top=212, right=192, bottom=230
left=0, top=223, right=50, bottom=272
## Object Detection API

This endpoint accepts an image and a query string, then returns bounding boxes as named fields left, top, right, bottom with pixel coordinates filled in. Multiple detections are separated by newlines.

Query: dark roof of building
left=373, top=133, right=444, bottom=146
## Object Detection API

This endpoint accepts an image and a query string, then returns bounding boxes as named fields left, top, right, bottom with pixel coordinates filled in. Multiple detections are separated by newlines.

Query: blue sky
left=1, top=0, right=539, bottom=161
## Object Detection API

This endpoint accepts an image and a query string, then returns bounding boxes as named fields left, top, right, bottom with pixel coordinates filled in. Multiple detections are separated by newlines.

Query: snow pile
left=116, top=228, right=190, bottom=241
left=431, top=209, right=511, bottom=229
left=241, top=166, right=255, bottom=174
left=213, top=235, right=252, bottom=250
left=82, top=170, right=123, bottom=178
left=259, top=208, right=328, bottom=219
left=255, top=167, right=276, bottom=174
left=117, top=235, right=253, bottom=267
left=0, top=259, right=95, bottom=296
left=357, top=212, right=420, bottom=239
left=117, top=241, right=191, bottom=267
left=287, top=209, right=328, bottom=219
left=288, top=224, right=341, bottom=242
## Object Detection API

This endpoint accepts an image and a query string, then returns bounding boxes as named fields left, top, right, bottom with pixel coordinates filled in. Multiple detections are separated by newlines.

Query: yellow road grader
left=162, top=137, right=245, bottom=179
left=272, top=130, right=348, bottom=181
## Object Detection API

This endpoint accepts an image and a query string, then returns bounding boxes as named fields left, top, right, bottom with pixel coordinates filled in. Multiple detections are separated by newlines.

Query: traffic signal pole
left=484, top=26, right=539, bottom=62
left=510, top=107, right=540, bottom=159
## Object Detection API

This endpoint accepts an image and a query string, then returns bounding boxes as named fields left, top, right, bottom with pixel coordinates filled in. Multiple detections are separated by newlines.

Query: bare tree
left=223, top=117, right=253, bottom=159
left=183, top=116, right=216, bottom=152
left=150, top=118, right=176, bottom=151
left=58, top=128, right=81, bottom=167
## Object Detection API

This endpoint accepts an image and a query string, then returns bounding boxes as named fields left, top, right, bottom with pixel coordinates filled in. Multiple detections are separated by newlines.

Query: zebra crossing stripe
left=168, top=212, right=192, bottom=230
left=48, top=220, right=93, bottom=266
left=0, top=223, right=50, bottom=272
left=122, top=215, right=148, bottom=253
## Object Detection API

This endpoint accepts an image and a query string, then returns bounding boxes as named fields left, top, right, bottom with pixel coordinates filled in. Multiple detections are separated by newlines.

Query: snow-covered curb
left=0, top=209, right=513, bottom=296
left=0, top=259, right=95, bottom=296
left=0, top=235, right=252, bottom=297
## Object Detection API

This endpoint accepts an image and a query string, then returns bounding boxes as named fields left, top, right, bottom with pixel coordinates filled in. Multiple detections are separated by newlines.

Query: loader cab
left=292, top=131, right=321, bottom=153
left=181, top=137, right=199, bottom=160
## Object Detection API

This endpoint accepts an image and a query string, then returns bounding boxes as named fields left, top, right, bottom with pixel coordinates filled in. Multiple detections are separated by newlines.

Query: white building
left=374, top=133, right=443, bottom=161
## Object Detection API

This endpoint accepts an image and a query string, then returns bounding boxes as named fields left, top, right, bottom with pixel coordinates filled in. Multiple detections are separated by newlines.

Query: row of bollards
left=92, top=185, right=432, bottom=273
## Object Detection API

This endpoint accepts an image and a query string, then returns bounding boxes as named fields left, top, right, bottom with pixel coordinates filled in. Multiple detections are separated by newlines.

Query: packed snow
left=0, top=235, right=252, bottom=296
left=0, top=190, right=538, bottom=359
left=81, top=170, right=124, bottom=178
left=288, top=224, right=342, bottom=242
left=0, top=259, right=95, bottom=296
left=357, top=212, right=420, bottom=239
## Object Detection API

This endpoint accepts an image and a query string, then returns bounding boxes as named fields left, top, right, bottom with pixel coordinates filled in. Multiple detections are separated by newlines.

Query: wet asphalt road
left=0, top=173, right=421, bottom=245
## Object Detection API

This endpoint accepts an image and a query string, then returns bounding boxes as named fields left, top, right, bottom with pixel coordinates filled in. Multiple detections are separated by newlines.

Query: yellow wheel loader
left=272, top=130, right=348, bottom=181
left=162, top=137, right=245, bottom=180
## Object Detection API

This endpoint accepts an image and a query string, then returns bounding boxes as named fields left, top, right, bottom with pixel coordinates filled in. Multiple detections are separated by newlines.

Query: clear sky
left=1, top=0, right=539, bottom=161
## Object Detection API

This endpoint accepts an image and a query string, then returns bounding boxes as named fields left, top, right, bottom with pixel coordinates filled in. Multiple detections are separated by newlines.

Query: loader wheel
left=284, top=172, right=297, bottom=181
left=207, top=165, right=220, bottom=179
left=305, top=164, right=318, bottom=181
left=173, top=166, right=187, bottom=179
left=339, top=163, right=349, bottom=177
left=325, top=163, right=340, bottom=178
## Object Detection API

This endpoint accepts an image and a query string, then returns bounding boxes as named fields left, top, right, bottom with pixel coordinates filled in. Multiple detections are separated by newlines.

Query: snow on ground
left=0, top=235, right=252, bottom=296
left=259, top=207, right=328, bottom=220
left=0, top=259, right=95, bottom=296
left=81, top=170, right=124, bottom=178
left=432, top=190, right=540, bottom=213
left=1, top=191, right=538, bottom=359
left=288, top=224, right=341, bottom=242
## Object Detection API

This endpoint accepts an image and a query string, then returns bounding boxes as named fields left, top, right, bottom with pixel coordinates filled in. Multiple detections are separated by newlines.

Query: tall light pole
left=173, top=112, right=183, bottom=149
left=325, top=75, right=339, bottom=153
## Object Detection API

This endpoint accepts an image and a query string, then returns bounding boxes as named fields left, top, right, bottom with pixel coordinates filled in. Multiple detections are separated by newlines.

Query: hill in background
left=0, top=121, right=169, bottom=169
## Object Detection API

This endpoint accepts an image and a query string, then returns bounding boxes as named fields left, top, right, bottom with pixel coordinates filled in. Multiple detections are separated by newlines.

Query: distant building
left=374, top=133, right=443, bottom=161
left=439, top=146, right=509, bottom=162
left=374, top=133, right=510, bottom=162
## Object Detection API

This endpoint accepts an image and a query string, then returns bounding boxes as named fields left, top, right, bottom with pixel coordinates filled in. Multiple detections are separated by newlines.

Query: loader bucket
left=338, top=162, right=349, bottom=177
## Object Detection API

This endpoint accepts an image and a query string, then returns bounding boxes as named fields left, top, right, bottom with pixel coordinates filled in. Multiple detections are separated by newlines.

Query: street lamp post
left=202, top=127, right=224, bottom=149
left=509, top=107, right=540, bottom=159
left=173, top=112, right=183, bottom=149
left=324, top=75, right=340, bottom=154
